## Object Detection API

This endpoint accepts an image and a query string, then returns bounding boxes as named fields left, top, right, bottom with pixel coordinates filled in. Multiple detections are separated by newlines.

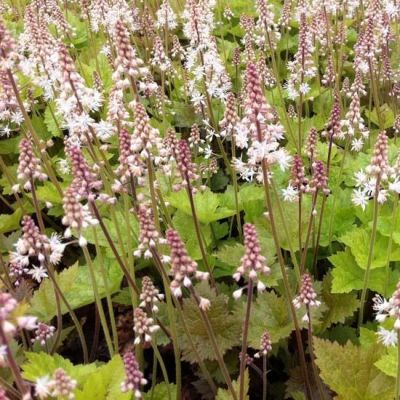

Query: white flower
left=282, top=184, right=299, bottom=202
left=351, top=138, right=364, bottom=152
left=377, top=189, right=388, bottom=204
left=11, top=111, right=24, bottom=125
left=17, top=316, right=38, bottom=330
left=354, top=170, right=367, bottom=187
left=352, top=188, right=369, bottom=210
left=234, top=123, right=249, bottom=149
left=27, top=266, right=48, bottom=283
left=0, top=125, right=11, bottom=137
left=199, top=297, right=211, bottom=311
left=299, top=82, right=310, bottom=95
left=233, top=288, right=244, bottom=299
left=373, top=295, right=391, bottom=322
left=389, top=180, right=400, bottom=194
left=35, top=375, right=52, bottom=399
left=49, top=234, right=66, bottom=265
left=203, top=145, right=213, bottom=159
left=377, top=327, right=398, bottom=347
left=0, top=344, right=7, bottom=366
left=79, top=235, right=87, bottom=247
left=93, top=120, right=114, bottom=141
left=100, top=45, right=111, bottom=56
left=57, top=159, right=71, bottom=175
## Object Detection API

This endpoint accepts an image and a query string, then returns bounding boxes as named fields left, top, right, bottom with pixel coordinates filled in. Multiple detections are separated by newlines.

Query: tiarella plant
left=1, top=0, right=400, bottom=399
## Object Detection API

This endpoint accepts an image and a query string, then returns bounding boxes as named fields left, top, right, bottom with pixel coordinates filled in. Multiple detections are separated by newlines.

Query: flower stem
left=150, top=249, right=182, bottom=400
left=239, top=280, right=253, bottom=400
left=82, top=245, right=114, bottom=357
left=307, top=306, right=325, bottom=400
left=358, top=176, right=381, bottom=328
left=90, top=201, right=140, bottom=295
left=396, top=330, right=400, bottom=400
left=261, top=161, right=312, bottom=399
left=299, top=191, right=318, bottom=274
left=92, top=227, right=119, bottom=351
left=188, top=285, right=238, bottom=400
left=262, top=355, right=267, bottom=400
left=384, top=195, right=399, bottom=297
left=186, top=182, right=216, bottom=288
left=0, top=325, right=28, bottom=396
left=151, top=342, right=172, bottom=400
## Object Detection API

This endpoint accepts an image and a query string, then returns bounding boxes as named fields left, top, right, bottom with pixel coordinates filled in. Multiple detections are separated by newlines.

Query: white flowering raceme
left=156, top=0, right=177, bottom=29
left=351, top=131, right=400, bottom=209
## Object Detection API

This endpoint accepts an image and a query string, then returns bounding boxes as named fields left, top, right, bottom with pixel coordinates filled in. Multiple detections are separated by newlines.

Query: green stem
left=384, top=196, right=399, bottom=297
left=92, top=228, right=119, bottom=351
left=90, top=202, right=140, bottom=295
left=186, top=182, right=216, bottom=288
left=151, top=342, right=172, bottom=400
left=150, top=249, right=182, bottom=400
left=47, top=266, right=89, bottom=363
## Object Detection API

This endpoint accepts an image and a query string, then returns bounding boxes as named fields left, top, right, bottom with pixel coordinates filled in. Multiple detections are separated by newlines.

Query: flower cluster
left=233, top=63, right=290, bottom=182
left=293, top=273, right=321, bottom=321
left=35, top=368, right=77, bottom=400
left=372, top=282, right=400, bottom=347
left=133, top=307, right=160, bottom=345
left=11, top=216, right=66, bottom=279
left=139, top=276, right=165, bottom=313
left=166, top=229, right=209, bottom=301
left=121, top=351, right=147, bottom=398
left=233, top=223, right=270, bottom=298
left=254, top=330, right=272, bottom=358
left=352, top=131, right=400, bottom=210
left=134, top=204, right=165, bottom=258
left=17, top=136, right=47, bottom=191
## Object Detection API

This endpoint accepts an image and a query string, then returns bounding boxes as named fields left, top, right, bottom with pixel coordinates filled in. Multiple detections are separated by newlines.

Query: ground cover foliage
left=0, top=0, right=400, bottom=399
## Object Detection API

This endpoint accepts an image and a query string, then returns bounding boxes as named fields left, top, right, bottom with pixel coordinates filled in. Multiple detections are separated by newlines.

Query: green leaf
left=178, top=282, right=241, bottom=362
left=144, top=383, right=177, bottom=400
left=22, top=352, right=97, bottom=386
left=317, top=274, right=358, bottom=330
left=32, top=114, right=51, bottom=141
left=257, top=192, right=312, bottom=252
left=314, top=338, right=395, bottom=400
left=247, top=291, right=293, bottom=346
left=375, top=347, right=398, bottom=378
left=84, top=211, right=139, bottom=256
left=237, top=184, right=264, bottom=221
left=214, top=242, right=244, bottom=269
left=44, top=105, right=63, bottom=137
left=365, top=104, right=395, bottom=130
left=0, top=208, right=22, bottom=234
left=318, top=188, right=357, bottom=246
left=75, top=356, right=131, bottom=400
left=173, top=210, right=212, bottom=260
left=29, top=259, right=123, bottom=321
left=166, top=189, right=236, bottom=223
left=216, top=370, right=249, bottom=400
left=0, top=136, right=20, bottom=154
left=340, top=228, right=400, bottom=269
left=330, top=249, right=400, bottom=295
left=35, top=181, right=64, bottom=205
